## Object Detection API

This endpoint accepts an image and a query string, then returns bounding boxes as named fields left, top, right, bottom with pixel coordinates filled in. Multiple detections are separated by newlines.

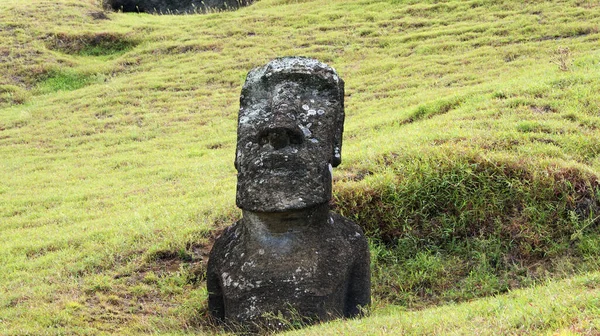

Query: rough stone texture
left=235, top=57, right=345, bottom=212
left=207, top=57, right=370, bottom=331
left=105, top=0, right=254, bottom=13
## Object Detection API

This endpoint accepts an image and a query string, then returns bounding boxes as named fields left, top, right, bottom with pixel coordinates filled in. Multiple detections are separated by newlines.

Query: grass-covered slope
left=1, top=0, right=599, bottom=334
left=286, top=272, right=600, bottom=335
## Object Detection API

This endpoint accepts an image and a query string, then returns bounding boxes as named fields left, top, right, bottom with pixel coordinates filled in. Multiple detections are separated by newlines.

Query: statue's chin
left=236, top=171, right=331, bottom=212
left=236, top=163, right=332, bottom=212
left=237, top=188, right=329, bottom=212
left=245, top=197, right=321, bottom=213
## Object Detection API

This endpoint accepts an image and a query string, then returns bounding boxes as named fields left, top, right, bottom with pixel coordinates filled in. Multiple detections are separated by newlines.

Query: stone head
left=235, top=57, right=345, bottom=212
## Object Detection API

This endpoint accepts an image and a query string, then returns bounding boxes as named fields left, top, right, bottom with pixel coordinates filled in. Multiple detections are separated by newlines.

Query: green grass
left=36, top=69, right=106, bottom=93
left=1, top=0, right=600, bottom=334
left=285, top=271, right=600, bottom=335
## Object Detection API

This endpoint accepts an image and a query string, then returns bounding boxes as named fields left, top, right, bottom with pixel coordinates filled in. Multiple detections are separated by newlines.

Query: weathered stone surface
left=208, top=206, right=370, bottom=329
left=235, top=57, right=345, bottom=212
left=105, top=0, right=253, bottom=13
left=207, top=57, right=370, bottom=331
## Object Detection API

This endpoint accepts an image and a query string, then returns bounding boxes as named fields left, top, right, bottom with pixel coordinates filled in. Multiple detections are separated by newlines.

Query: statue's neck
left=241, top=203, right=330, bottom=235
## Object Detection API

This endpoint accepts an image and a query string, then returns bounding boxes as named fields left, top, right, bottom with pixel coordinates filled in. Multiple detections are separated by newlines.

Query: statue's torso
left=208, top=212, right=367, bottom=325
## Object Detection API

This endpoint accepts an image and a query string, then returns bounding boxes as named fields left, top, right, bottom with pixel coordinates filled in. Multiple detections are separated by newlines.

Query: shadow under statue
left=207, top=57, right=371, bottom=331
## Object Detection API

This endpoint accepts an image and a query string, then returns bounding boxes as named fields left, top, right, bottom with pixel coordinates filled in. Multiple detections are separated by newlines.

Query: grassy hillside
left=286, top=272, right=600, bottom=335
left=1, top=0, right=599, bottom=334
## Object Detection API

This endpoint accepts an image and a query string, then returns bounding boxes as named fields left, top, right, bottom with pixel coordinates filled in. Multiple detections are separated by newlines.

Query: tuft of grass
left=403, top=95, right=465, bottom=124
left=0, top=84, right=30, bottom=107
left=552, top=46, right=574, bottom=72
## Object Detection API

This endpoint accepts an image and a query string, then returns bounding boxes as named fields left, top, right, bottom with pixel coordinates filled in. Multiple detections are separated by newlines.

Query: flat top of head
left=244, top=57, right=343, bottom=90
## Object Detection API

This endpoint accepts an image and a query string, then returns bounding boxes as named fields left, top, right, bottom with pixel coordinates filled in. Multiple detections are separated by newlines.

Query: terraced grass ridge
left=1, top=0, right=599, bottom=334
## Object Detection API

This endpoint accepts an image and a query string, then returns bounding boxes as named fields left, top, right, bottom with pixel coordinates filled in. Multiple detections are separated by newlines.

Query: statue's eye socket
left=288, top=130, right=303, bottom=145
left=258, top=135, right=269, bottom=146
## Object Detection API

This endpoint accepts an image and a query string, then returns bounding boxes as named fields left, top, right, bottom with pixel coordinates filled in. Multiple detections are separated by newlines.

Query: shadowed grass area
left=0, top=85, right=30, bottom=106
left=36, top=69, right=107, bottom=93
left=1, top=0, right=600, bottom=334
left=47, top=31, right=139, bottom=56
left=336, top=151, right=600, bottom=307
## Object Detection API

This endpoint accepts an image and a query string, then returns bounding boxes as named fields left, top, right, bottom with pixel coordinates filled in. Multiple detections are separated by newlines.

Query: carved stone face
left=235, top=57, right=345, bottom=212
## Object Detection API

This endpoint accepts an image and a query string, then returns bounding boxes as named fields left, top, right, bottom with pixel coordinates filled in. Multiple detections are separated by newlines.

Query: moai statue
left=105, top=0, right=254, bottom=13
left=207, top=57, right=370, bottom=330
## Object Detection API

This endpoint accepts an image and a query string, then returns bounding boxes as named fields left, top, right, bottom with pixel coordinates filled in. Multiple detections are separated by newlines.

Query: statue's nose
left=259, top=127, right=303, bottom=150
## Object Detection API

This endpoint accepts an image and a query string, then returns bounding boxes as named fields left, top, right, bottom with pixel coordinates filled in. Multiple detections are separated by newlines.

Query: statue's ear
left=331, top=79, right=345, bottom=168
left=331, top=120, right=343, bottom=167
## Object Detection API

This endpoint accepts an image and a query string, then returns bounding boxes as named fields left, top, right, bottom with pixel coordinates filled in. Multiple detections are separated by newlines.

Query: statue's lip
left=239, top=152, right=311, bottom=177
left=258, top=169, right=298, bottom=177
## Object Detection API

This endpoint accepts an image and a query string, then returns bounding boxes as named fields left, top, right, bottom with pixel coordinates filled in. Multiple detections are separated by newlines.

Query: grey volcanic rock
left=106, top=0, right=253, bottom=13
left=207, top=206, right=370, bottom=329
left=207, top=57, right=370, bottom=331
left=235, top=57, right=345, bottom=212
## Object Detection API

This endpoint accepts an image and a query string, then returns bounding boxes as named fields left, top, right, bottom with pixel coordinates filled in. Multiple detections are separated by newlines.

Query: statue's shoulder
left=209, top=220, right=244, bottom=258
left=329, top=211, right=367, bottom=246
